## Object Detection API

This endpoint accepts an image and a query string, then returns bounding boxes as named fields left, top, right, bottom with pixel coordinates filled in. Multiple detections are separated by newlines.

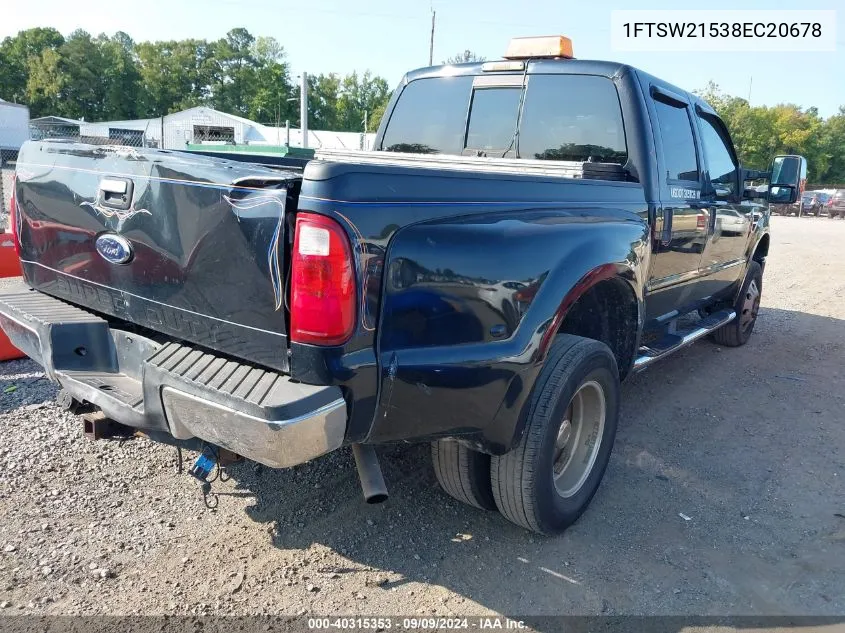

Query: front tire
left=491, top=335, right=620, bottom=535
left=711, top=260, right=763, bottom=347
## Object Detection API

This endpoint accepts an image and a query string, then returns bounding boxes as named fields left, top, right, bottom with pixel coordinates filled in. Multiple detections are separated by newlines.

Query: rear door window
left=652, top=98, right=700, bottom=182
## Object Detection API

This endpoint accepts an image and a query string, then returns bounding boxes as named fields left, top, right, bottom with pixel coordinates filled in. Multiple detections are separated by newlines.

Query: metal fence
left=28, top=120, right=242, bottom=148
left=0, top=149, right=18, bottom=230
left=29, top=122, right=155, bottom=148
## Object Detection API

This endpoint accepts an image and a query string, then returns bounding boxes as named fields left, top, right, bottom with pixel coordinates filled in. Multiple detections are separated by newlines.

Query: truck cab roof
left=402, top=58, right=714, bottom=116
left=406, top=58, right=628, bottom=81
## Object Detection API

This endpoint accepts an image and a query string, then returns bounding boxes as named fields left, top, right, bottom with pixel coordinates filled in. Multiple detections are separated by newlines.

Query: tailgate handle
left=98, top=177, right=134, bottom=211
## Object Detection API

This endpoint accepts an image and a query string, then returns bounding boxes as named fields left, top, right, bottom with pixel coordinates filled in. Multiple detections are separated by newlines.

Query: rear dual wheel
left=431, top=439, right=497, bottom=511
left=432, top=335, right=620, bottom=534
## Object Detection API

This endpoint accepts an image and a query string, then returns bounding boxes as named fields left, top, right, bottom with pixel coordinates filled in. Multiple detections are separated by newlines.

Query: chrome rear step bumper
left=0, top=282, right=346, bottom=468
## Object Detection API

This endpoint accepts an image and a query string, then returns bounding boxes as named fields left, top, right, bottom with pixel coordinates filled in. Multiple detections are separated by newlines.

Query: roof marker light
left=504, top=36, right=574, bottom=60
left=481, top=60, right=526, bottom=72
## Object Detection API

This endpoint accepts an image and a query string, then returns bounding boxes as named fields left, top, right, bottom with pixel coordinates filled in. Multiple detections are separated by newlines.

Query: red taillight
left=8, top=175, right=20, bottom=257
left=290, top=212, right=356, bottom=346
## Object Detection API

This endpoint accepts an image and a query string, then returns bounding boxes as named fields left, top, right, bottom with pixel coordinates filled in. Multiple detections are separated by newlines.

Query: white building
left=30, top=106, right=376, bottom=152
left=0, top=99, right=30, bottom=153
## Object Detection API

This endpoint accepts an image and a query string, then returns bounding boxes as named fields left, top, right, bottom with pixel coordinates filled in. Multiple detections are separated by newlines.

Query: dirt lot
left=0, top=215, right=843, bottom=617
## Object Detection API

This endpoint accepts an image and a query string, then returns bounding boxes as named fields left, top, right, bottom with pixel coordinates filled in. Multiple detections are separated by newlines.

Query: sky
left=3, top=0, right=843, bottom=117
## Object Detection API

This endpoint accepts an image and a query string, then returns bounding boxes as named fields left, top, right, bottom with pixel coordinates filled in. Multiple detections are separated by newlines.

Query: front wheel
left=491, top=335, right=619, bottom=535
left=711, top=260, right=763, bottom=347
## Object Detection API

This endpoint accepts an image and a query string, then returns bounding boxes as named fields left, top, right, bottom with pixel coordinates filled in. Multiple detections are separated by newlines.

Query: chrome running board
left=633, top=309, right=736, bottom=371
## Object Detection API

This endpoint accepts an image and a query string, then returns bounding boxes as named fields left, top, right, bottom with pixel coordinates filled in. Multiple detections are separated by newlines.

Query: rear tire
left=431, top=440, right=497, bottom=511
left=491, top=335, right=619, bottom=535
left=711, top=260, right=763, bottom=347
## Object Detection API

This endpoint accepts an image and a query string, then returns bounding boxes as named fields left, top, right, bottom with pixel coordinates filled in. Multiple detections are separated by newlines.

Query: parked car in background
left=829, top=190, right=845, bottom=219
left=787, top=190, right=826, bottom=216
left=813, top=192, right=831, bottom=216
left=716, top=208, right=750, bottom=235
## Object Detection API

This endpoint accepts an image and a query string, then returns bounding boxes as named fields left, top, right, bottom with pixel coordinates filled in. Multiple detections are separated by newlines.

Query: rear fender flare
left=537, top=262, right=642, bottom=360
left=492, top=260, right=643, bottom=454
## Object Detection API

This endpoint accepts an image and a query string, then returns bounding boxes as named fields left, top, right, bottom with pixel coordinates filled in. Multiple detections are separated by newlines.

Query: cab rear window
left=380, top=73, right=628, bottom=165
left=380, top=76, right=474, bottom=155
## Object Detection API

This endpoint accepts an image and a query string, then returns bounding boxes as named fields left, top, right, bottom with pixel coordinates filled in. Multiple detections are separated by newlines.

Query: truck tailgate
left=14, top=142, right=299, bottom=372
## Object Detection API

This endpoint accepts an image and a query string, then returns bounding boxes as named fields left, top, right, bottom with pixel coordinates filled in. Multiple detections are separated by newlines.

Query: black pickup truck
left=1, top=36, right=805, bottom=535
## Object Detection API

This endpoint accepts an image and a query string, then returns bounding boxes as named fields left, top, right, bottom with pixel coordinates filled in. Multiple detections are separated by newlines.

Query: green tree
left=369, top=99, right=389, bottom=133
left=25, top=48, right=65, bottom=116
left=306, top=73, right=341, bottom=130
left=336, top=71, right=390, bottom=132
left=443, top=50, right=485, bottom=64
left=0, top=27, right=64, bottom=106
left=248, top=36, right=296, bottom=125
left=696, top=82, right=829, bottom=181
left=136, top=39, right=213, bottom=116
left=817, top=108, right=845, bottom=183
left=56, top=30, right=109, bottom=120
left=209, top=28, right=257, bottom=115
left=98, top=32, right=142, bottom=120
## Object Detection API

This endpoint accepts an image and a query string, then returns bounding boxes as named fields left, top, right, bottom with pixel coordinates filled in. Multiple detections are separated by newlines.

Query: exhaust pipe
left=351, top=444, right=388, bottom=504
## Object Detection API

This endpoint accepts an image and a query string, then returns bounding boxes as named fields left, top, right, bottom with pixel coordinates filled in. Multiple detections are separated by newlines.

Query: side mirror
left=769, top=185, right=795, bottom=204
left=768, top=155, right=807, bottom=205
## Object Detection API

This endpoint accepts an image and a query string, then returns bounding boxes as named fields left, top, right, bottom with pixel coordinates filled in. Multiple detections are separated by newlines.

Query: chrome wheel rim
left=552, top=380, right=606, bottom=498
left=740, top=279, right=761, bottom=331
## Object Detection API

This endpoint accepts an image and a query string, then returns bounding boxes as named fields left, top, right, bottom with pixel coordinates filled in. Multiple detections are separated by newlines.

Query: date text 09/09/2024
left=307, top=618, right=527, bottom=630
left=622, top=22, right=822, bottom=38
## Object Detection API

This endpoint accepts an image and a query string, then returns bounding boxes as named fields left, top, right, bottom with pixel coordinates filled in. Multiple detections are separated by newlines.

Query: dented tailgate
left=14, top=142, right=299, bottom=372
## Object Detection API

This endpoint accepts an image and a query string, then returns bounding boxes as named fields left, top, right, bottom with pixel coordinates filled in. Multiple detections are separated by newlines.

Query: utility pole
left=363, top=110, right=368, bottom=134
left=747, top=76, right=753, bottom=105
left=300, top=72, right=309, bottom=149
left=429, top=9, right=436, bottom=66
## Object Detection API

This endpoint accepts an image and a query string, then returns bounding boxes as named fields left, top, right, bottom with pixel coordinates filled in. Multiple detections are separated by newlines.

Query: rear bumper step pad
left=0, top=282, right=346, bottom=468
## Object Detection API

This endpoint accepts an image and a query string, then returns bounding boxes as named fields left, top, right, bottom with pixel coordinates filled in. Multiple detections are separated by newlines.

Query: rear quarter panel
left=374, top=207, right=649, bottom=452
left=295, top=161, right=649, bottom=451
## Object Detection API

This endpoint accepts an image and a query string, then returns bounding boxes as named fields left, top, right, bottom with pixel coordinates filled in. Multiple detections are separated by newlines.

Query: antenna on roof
left=429, top=5, right=436, bottom=66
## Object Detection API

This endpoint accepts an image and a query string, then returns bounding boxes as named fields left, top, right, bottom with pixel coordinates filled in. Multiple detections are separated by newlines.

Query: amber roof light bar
left=503, top=35, right=574, bottom=60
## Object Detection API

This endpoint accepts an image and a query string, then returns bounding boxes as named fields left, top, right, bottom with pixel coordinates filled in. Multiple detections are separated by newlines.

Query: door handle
left=661, top=208, right=673, bottom=246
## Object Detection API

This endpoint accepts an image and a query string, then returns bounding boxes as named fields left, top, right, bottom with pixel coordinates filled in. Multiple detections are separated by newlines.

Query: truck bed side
left=295, top=158, right=650, bottom=450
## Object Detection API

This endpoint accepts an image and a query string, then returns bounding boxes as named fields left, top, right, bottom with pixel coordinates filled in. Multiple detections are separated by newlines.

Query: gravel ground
left=0, top=215, right=843, bottom=617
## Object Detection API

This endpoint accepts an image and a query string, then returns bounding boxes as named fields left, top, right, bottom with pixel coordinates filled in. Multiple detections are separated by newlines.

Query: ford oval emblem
left=95, top=233, right=133, bottom=264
